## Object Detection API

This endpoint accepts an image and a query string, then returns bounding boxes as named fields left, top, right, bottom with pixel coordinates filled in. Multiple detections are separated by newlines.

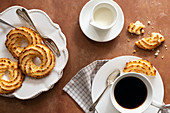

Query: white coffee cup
left=90, top=1, right=118, bottom=30
left=110, top=72, right=164, bottom=113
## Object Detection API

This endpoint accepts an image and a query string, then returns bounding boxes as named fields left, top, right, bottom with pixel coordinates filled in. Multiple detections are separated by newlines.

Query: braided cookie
left=5, top=27, right=42, bottom=59
left=123, top=59, right=156, bottom=76
left=135, top=32, right=165, bottom=50
left=0, top=58, right=24, bottom=94
left=128, top=21, right=145, bottom=35
left=19, top=44, right=55, bottom=79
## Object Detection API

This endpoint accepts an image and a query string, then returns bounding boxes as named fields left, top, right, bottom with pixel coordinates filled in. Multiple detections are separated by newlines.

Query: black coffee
left=114, top=77, right=147, bottom=109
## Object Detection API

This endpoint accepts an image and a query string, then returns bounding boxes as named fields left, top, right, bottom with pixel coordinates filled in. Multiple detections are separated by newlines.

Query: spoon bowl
left=16, top=8, right=60, bottom=57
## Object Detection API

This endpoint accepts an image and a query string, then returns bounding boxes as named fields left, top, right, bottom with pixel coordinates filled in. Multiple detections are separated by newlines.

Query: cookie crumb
left=152, top=27, right=154, bottom=29
left=160, top=30, right=162, bottom=33
left=133, top=50, right=137, bottom=53
left=127, top=39, right=130, bottom=42
left=154, top=50, right=160, bottom=57
left=165, top=45, right=168, bottom=50
left=148, top=21, right=151, bottom=25
left=161, top=56, right=164, bottom=59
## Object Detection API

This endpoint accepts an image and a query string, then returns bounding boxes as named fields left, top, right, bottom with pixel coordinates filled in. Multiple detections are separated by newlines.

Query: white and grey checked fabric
left=63, top=60, right=108, bottom=113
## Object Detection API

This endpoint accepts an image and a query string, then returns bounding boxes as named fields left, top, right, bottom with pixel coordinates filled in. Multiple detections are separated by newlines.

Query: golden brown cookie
left=123, top=59, right=156, bottom=76
left=0, top=58, right=24, bottom=94
left=19, top=44, right=55, bottom=79
left=135, top=32, right=165, bottom=50
left=5, top=27, right=42, bottom=59
left=128, top=21, right=145, bottom=35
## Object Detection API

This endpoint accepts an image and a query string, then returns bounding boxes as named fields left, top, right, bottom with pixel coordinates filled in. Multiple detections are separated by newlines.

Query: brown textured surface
left=0, top=0, right=170, bottom=113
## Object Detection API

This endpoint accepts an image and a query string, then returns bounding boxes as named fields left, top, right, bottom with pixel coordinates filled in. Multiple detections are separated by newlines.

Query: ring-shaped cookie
left=0, top=58, right=24, bottom=94
left=5, top=27, right=42, bottom=59
left=19, top=44, right=55, bottom=79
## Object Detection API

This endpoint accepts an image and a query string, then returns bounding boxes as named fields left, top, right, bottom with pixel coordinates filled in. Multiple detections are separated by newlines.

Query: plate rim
left=0, top=6, right=69, bottom=99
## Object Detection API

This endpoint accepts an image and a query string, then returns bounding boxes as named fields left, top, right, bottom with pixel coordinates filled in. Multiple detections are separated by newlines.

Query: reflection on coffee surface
left=114, top=77, right=147, bottom=109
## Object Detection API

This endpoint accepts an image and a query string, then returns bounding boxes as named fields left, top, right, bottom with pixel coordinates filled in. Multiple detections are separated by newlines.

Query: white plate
left=92, top=56, right=164, bottom=113
left=0, top=6, right=69, bottom=99
left=79, top=0, right=124, bottom=42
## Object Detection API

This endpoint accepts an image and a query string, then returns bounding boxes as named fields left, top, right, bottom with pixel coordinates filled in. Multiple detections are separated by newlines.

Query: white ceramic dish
left=79, top=0, right=124, bottom=42
left=92, top=56, right=164, bottom=113
left=0, top=6, right=69, bottom=99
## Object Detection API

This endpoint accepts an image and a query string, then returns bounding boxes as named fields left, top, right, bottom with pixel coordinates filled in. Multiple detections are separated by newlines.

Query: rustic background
left=0, top=0, right=169, bottom=113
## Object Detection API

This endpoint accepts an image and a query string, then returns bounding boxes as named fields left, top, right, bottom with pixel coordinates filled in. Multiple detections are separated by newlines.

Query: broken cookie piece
left=128, top=21, right=145, bottom=35
left=123, top=59, right=156, bottom=76
left=135, top=32, right=165, bottom=50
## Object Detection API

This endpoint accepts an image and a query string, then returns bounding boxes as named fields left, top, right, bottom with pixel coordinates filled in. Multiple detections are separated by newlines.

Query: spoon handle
left=0, top=19, right=16, bottom=28
left=89, top=85, right=109, bottom=111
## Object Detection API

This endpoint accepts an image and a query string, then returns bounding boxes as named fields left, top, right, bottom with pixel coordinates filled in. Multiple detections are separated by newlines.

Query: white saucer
left=92, top=56, right=164, bottom=113
left=79, top=0, right=124, bottom=42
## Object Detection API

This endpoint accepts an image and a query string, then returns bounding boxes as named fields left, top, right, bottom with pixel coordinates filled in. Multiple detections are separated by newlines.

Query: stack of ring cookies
left=1, top=27, right=56, bottom=94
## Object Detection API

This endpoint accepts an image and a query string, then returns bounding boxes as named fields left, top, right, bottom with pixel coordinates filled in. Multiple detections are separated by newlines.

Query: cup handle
left=151, top=100, right=165, bottom=109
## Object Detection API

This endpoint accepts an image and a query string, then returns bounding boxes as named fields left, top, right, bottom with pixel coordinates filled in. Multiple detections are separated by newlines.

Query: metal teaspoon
left=89, top=69, right=120, bottom=111
left=16, top=8, right=61, bottom=57
left=0, top=19, right=16, bottom=28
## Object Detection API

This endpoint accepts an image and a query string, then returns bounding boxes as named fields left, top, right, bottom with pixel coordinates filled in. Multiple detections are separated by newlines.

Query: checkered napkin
left=63, top=60, right=108, bottom=113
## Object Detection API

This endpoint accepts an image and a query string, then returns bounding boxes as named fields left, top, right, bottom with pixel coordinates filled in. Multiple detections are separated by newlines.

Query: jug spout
left=90, top=21, right=96, bottom=27
left=90, top=21, right=101, bottom=29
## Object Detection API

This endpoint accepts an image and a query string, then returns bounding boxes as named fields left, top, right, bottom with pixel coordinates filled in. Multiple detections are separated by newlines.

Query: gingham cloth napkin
left=63, top=60, right=108, bottom=113
left=63, top=60, right=169, bottom=113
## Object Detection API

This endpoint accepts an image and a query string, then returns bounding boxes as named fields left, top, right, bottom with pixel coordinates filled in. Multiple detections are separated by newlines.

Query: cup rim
left=110, top=72, right=153, bottom=113
left=90, top=1, right=118, bottom=30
